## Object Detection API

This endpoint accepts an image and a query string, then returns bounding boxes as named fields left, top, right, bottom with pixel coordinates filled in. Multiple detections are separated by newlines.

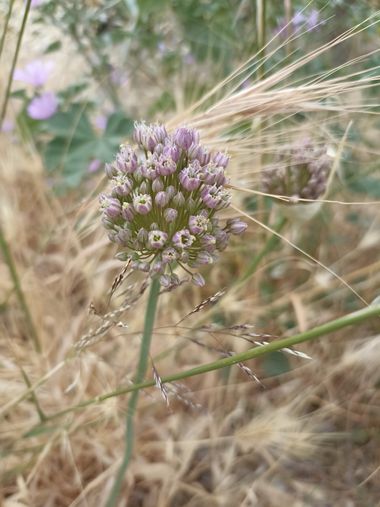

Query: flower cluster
left=100, top=122, right=247, bottom=287
left=261, top=138, right=332, bottom=202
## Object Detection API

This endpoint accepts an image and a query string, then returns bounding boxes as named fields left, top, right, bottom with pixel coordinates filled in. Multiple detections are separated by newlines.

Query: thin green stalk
left=0, top=226, right=41, bottom=352
left=256, top=0, right=266, bottom=81
left=45, top=303, right=380, bottom=423
left=0, top=0, right=16, bottom=61
left=0, top=0, right=32, bottom=128
left=238, top=216, right=287, bottom=285
left=256, top=0, right=267, bottom=226
left=20, top=368, right=46, bottom=422
left=105, top=277, right=161, bottom=507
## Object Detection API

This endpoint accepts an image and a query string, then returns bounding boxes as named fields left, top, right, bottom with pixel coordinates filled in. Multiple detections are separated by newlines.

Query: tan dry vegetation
left=1, top=12, right=380, bottom=507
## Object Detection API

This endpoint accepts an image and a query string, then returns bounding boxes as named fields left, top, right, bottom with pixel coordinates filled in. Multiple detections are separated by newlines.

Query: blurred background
left=1, top=1, right=380, bottom=506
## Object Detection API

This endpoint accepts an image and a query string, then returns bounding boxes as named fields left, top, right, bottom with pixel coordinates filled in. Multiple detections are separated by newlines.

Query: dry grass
left=1, top=12, right=380, bottom=507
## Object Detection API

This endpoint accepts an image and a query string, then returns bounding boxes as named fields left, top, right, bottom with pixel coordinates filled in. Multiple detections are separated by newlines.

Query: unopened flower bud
left=105, top=163, right=118, bottom=179
left=137, top=228, right=148, bottom=246
left=225, top=218, right=248, bottom=235
left=173, top=126, right=199, bottom=150
left=173, top=191, right=185, bottom=208
left=121, top=202, right=135, bottom=221
left=196, top=251, right=214, bottom=265
left=155, top=191, right=169, bottom=208
left=212, top=151, right=229, bottom=168
left=151, top=259, right=164, bottom=275
left=192, top=273, right=205, bottom=287
left=152, top=178, right=164, bottom=193
left=164, top=208, right=178, bottom=223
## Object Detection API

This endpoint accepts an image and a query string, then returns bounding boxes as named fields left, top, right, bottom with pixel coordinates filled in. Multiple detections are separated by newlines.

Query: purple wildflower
left=189, top=215, right=209, bottom=235
left=1, top=119, right=14, bottom=133
left=179, top=163, right=202, bottom=191
left=172, top=229, right=195, bottom=249
left=100, top=122, right=246, bottom=285
left=95, top=115, right=108, bottom=130
left=27, top=92, right=58, bottom=120
left=133, top=194, right=152, bottom=215
left=88, top=159, right=102, bottom=173
left=14, top=60, right=53, bottom=87
left=148, top=230, right=168, bottom=249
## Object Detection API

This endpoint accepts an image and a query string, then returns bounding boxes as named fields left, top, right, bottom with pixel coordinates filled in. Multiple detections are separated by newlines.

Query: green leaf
left=105, top=112, right=134, bottom=138
left=58, top=83, right=89, bottom=102
left=346, top=175, right=380, bottom=198
left=44, top=40, right=62, bottom=54
left=10, top=89, right=27, bottom=100
left=24, top=424, right=58, bottom=438
left=45, top=107, right=94, bottom=140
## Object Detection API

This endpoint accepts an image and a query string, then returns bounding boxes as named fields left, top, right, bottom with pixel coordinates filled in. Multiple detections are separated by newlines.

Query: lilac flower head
left=306, top=9, right=320, bottom=30
left=27, top=92, right=58, bottom=120
left=261, top=138, right=332, bottom=202
left=14, top=60, right=53, bottom=87
left=276, top=8, right=321, bottom=37
left=100, top=122, right=246, bottom=286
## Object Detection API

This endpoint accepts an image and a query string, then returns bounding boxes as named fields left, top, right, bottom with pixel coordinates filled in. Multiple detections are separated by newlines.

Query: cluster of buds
left=100, top=122, right=247, bottom=287
left=261, top=139, right=332, bottom=202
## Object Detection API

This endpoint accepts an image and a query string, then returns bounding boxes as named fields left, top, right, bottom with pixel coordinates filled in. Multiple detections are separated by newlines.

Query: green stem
left=0, top=226, right=41, bottom=352
left=0, top=0, right=32, bottom=128
left=20, top=368, right=46, bottom=422
left=45, top=303, right=380, bottom=422
left=256, top=0, right=266, bottom=81
left=238, top=216, right=287, bottom=285
left=0, top=0, right=16, bottom=61
left=105, top=277, right=161, bottom=507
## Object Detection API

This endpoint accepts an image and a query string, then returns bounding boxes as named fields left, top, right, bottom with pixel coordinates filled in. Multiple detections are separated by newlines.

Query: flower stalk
left=0, top=226, right=41, bottom=353
left=42, top=303, right=380, bottom=423
left=105, top=276, right=161, bottom=507
left=0, top=0, right=32, bottom=128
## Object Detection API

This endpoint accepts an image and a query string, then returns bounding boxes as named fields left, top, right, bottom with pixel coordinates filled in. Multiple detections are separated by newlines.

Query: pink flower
left=95, top=115, right=107, bottom=130
left=14, top=60, right=53, bottom=87
left=87, top=159, right=102, bottom=173
left=1, top=119, right=14, bottom=133
left=27, top=92, right=58, bottom=120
